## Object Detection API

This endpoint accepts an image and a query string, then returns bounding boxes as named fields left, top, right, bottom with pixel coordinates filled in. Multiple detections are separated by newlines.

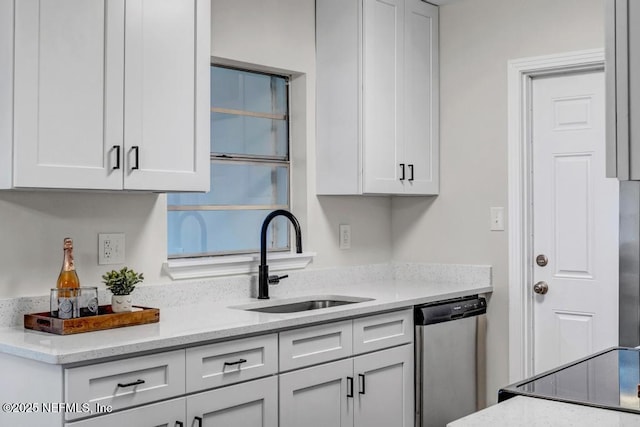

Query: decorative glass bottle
left=56, top=237, right=80, bottom=318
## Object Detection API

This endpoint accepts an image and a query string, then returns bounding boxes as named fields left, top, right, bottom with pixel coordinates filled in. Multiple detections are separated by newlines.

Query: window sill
left=163, top=251, right=316, bottom=280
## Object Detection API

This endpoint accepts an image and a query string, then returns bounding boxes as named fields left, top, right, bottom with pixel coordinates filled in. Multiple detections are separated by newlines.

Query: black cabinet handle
left=347, top=376, right=354, bottom=398
left=117, top=379, right=145, bottom=388
left=358, top=373, right=366, bottom=395
left=408, top=164, right=414, bottom=181
left=175, top=422, right=183, bottom=427
left=223, top=358, right=247, bottom=367
left=399, top=163, right=405, bottom=181
left=194, top=416, right=203, bottom=427
left=131, top=146, right=140, bottom=170
left=112, top=145, right=120, bottom=170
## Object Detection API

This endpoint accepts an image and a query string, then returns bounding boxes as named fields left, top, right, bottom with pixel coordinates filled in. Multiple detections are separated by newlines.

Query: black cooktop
left=499, top=347, right=640, bottom=414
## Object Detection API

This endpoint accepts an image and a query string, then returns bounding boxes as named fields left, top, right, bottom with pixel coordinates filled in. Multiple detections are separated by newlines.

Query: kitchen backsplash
left=0, top=262, right=491, bottom=327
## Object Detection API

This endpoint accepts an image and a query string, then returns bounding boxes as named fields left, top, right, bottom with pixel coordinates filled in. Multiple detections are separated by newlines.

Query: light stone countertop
left=448, top=396, right=640, bottom=426
left=0, top=280, right=491, bottom=365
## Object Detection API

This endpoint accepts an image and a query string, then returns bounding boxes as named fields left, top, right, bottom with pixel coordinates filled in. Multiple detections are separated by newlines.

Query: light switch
left=339, top=224, right=351, bottom=249
left=490, top=207, right=505, bottom=231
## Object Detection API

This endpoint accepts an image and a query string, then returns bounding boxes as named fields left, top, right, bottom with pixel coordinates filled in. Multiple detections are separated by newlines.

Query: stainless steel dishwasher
left=414, top=295, right=487, bottom=427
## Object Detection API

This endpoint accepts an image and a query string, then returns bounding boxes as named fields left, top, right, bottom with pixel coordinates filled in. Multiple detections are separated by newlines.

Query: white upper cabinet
left=123, top=0, right=209, bottom=191
left=316, top=0, right=439, bottom=195
left=0, top=0, right=210, bottom=191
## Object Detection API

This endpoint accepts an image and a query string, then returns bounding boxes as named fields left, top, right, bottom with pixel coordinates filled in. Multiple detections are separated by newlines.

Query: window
left=167, top=65, right=290, bottom=258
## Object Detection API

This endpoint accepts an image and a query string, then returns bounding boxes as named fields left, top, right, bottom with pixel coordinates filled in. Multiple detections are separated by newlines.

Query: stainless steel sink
left=231, top=296, right=374, bottom=314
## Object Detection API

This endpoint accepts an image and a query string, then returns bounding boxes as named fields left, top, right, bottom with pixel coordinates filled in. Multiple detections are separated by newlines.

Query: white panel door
left=362, top=0, right=404, bottom=194
left=186, top=376, right=277, bottom=427
left=532, top=70, right=619, bottom=374
left=279, top=359, right=354, bottom=427
left=353, top=345, right=413, bottom=427
left=123, top=0, right=209, bottom=191
left=402, top=0, right=439, bottom=195
left=13, top=0, right=123, bottom=190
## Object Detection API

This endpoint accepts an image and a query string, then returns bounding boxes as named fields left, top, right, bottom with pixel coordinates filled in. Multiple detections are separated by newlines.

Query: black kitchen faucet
left=258, top=209, right=303, bottom=299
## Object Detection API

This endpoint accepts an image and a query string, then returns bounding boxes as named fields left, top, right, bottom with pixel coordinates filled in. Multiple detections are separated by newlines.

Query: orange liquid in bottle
left=57, top=238, right=79, bottom=298
left=57, top=270, right=80, bottom=288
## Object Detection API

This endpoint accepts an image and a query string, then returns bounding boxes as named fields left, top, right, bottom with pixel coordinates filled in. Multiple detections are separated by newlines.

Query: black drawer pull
left=408, top=164, right=414, bottom=181
left=358, top=373, right=366, bottom=395
left=399, top=163, right=405, bottom=181
left=224, top=358, right=247, bottom=367
left=195, top=416, right=203, bottom=427
left=347, top=376, right=354, bottom=398
left=175, top=422, right=184, bottom=427
left=117, top=379, right=145, bottom=388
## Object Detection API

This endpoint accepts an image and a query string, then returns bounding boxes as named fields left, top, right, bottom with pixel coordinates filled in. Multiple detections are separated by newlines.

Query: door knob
left=533, top=281, right=549, bottom=295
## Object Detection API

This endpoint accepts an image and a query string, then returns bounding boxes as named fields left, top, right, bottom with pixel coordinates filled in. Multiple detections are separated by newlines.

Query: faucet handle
left=268, top=274, right=289, bottom=285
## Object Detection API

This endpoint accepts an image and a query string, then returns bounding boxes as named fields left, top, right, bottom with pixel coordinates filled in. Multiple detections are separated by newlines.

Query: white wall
left=391, top=0, right=605, bottom=404
left=0, top=0, right=392, bottom=298
left=210, top=0, right=393, bottom=269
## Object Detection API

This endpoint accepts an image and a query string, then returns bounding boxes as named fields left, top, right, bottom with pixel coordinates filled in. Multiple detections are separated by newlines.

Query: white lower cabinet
left=279, top=359, right=354, bottom=427
left=10, top=309, right=414, bottom=427
left=279, top=345, right=414, bottom=427
left=186, top=376, right=278, bottom=427
left=65, top=398, right=185, bottom=427
left=65, top=376, right=278, bottom=427
left=353, top=345, right=414, bottom=427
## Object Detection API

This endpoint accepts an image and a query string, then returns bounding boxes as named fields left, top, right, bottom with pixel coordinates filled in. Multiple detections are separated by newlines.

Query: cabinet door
left=403, top=0, right=439, bottom=195
left=279, top=359, right=354, bottom=427
left=362, top=0, right=405, bottom=194
left=13, top=0, right=123, bottom=190
left=123, top=0, right=209, bottom=191
left=186, top=376, right=277, bottom=427
left=65, top=397, right=185, bottom=427
left=353, top=344, right=414, bottom=427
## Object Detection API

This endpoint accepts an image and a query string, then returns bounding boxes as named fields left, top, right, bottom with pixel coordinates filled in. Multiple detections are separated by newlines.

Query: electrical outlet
left=98, top=233, right=125, bottom=265
left=339, top=224, right=351, bottom=249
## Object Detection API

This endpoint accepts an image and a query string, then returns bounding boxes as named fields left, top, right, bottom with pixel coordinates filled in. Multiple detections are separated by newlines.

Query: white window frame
left=164, top=62, right=314, bottom=279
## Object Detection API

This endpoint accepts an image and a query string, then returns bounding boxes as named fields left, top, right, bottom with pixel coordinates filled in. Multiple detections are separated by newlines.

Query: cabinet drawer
left=65, top=397, right=185, bottom=427
left=64, top=350, right=185, bottom=421
left=353, top=309, right=413, bottom=354
left=279, top=320, right=352, bottom=371
left=186, top=334, right=278, bottom=392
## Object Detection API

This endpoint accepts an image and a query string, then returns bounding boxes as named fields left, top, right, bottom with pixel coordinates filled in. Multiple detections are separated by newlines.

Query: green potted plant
left=102, top=267, right=144, bottom=313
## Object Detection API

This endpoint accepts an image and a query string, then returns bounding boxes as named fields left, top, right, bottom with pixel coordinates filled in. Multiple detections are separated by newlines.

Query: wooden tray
left=24, top=305, right=160, bottom=335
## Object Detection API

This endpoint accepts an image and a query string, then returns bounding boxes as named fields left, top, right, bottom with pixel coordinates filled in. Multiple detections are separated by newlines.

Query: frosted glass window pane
left=167, top=162, right=288, bottom=206
left=168, top=211, right=289, bottom=256
left=211, top=67, right=286, bottom=114
left=211, top=113, right=287, bottom=157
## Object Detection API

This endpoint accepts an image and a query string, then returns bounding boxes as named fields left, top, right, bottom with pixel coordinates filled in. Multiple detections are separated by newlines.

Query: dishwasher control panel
left=415, top=295, right=487, bottom=325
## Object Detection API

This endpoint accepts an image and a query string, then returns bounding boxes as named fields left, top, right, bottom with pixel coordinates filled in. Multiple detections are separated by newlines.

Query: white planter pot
left=111, top=294, right=133, bottom=312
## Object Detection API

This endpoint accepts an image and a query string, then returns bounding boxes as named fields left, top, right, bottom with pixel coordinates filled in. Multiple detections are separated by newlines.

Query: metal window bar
left=211, top=107, right=287, bottom=121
